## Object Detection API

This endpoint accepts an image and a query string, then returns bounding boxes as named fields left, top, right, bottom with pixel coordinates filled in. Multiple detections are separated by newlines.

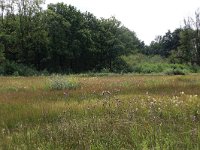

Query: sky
left=45, top=0, right=200, bottom=45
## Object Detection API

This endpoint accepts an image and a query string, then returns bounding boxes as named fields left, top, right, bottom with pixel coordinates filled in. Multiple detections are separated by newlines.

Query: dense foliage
left=144, top=9, right=200, bottom=66
left=0, top=0, right=142, bottom=74
left=0, top=0, right=200, bottom=75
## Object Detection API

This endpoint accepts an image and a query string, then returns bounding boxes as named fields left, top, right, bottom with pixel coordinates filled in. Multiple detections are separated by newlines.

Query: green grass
left=0, top=74, right=200, bottom=149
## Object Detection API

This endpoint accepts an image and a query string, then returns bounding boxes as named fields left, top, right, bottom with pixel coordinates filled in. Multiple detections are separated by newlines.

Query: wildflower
left=180, top=91, right=185, bottom=95
left=192, top=116, right=196, bottom=122
left=101, top=91, right=111, bottom=96
left=63, top=92, right=68, bottom=97
left=1, top=129, right=5, bottom=134
left=114, top=89, right=121, bottom=92
left=150, top=102, right=154, bottom=105
left=153, top=98, right=157, bottom=102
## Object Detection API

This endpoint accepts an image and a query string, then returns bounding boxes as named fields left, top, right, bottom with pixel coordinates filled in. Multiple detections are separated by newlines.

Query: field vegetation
left=0, top=75, right=200, bottom=149
left=1, top=1, right=200, bottom=149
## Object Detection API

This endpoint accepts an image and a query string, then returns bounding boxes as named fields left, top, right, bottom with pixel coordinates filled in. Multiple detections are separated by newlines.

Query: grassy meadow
left=0, top=74, right=200, bottom=149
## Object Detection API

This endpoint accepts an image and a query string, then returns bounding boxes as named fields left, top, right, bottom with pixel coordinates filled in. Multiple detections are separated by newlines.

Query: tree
left=44, top=5, right=71, bottom=72
left=176, top=9, right=200, bottom=65
left=0, top=0, right=5, bottom=25
left=96, top=17, right=124, bottom=71
left=145, top=29, right=181, bottom=57
left=175, top=28, right=195, bottom=64
left=0, top=1, right=143, bottom=73
left=186, top=9, right=200, bottom=65
left=16, top=0, right=45, bottom=64
left=0, top=43, right=5, bottom=63
left=118, top=26, right=141, bottom=55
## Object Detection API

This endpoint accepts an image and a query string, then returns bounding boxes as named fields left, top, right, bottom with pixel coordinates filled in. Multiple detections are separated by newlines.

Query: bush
left=133, top=63, right=165, bottom=73
left=190, top=65, right=200, bottom=73
left=0, top=61, right=39, bottom=76
left=164, top=68, right=189, bottom=75
left=100, top=68, right=110, bottom=73
left=112, top=58, right=132, bottom=73
left=48, top=75, right=80, bottom=90
left=132, top=63, right=191, bottom=74
left=164, top=64, right=190, bottom=75
left=173, top=68, right=189, bottom=75
left=122, top=54, right=168, bottom=67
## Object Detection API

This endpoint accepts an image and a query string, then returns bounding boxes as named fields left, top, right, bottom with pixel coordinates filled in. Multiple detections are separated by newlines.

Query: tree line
left=0, top=0, right=199, bottom=75
left=143, top=9, right=200, bottom=66
left=0, top=0, right=142, bottom=74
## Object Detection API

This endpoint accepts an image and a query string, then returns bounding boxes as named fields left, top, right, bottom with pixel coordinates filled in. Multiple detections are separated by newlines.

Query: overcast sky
left=45, top=0, right=199, bottom=45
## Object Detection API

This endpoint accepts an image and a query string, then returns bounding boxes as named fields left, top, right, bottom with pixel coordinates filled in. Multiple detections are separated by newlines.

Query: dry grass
left=0, top=74, right=200, bottom=149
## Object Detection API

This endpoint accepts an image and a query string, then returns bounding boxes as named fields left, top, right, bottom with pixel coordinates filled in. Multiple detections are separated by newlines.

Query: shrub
left=48, top=75, right=80, bottom=90
left=164, top=64, right=191, bottom=75
left=132, top=62, right=192, bottom=74
left=164, top=68, right=188, bottom=75
left=122, top=54, right=168, bottom=67
left=100, top=68, right=110, bottom=73
left=173, top=68, right=189, bottom=75
left=0, top=61, right=39, bottom=76
left=133, top=63, right=167, bottom=73
left=190, top=65, right=200, bottom=73
left=112, top=58, right=132, bottom=73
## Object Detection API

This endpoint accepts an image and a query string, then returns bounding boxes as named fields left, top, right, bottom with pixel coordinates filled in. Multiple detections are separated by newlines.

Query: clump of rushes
left=47, top=75, right=80, bottom=90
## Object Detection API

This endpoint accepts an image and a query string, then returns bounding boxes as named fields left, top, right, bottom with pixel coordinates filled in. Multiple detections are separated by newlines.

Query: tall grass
left=0, top=75, right=200, bottom=149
